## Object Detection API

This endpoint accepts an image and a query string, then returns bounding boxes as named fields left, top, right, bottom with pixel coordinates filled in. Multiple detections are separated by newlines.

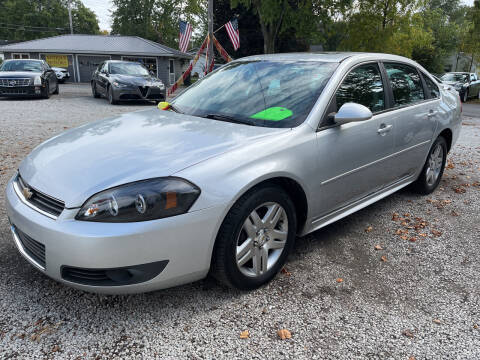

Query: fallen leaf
left=474, top=324, right=478, bottom=329
left=403, top=329, right=414, bottom=338
left=381, top=255, right=387, bottom=262
left=409, top=237, right=417, bottom=243
left=453, top=186, right=466, bottom=194
left=240, top=330, right=250, bottom=339
left=336, top=278, right=344, bottom=283
left=392, top=213, right=400, bottom=221
left=419, top=233, right=427, bottom=237
left=281, top=267, right=291, bottom=276
left=365, top=226, right=373, bottom=232
left=409, top=357, right=416, bottom=360
left=374, top=244, right=383, bottom=250
left=52, top=345, right=60, bottom=352
left=431, top=229, right=443, bottom=237
left=401, top=235, right=408, bottom=240
left=277, top=329, right=292, bottom=340
left=433, top=319, right=441, bottom=324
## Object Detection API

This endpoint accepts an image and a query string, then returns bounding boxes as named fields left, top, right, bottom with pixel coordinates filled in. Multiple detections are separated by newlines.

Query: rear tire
left=411, top=136, right=447, bottom=195
left=211, top=185, right=297, bottom=290
left=53, top=82, right=59, bottom=95
left=462, top=89, right=469, bottom=103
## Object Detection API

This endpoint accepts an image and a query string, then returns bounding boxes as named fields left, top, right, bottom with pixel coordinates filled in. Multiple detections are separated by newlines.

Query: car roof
left=5, top=58, right=43, bottom=62
left=235, top=52, right=420, bottom=64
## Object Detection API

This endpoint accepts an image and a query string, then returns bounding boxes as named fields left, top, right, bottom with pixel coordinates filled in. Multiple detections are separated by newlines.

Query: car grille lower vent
left=16, top=175, right=65, bottom=218
left=16, top=227, right=46, bottom=268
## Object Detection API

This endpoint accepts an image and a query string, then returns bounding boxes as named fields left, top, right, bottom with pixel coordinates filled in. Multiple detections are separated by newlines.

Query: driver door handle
left=427, top=110, right=438, bottom=117
left=377, top=124, right=393, bottom=135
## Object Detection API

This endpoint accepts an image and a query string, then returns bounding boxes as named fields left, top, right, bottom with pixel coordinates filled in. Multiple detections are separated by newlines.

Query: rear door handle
left=377, top=124, right=393, bottom=135
left=427, top=110, right=438, bottom=117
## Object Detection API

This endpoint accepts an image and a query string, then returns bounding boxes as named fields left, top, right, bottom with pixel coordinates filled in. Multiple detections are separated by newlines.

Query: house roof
left=0, top=34, right=191, bottom=58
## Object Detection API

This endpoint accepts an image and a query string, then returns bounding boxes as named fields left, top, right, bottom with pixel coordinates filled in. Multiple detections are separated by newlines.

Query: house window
left=12, top=53, right=29, bottom=59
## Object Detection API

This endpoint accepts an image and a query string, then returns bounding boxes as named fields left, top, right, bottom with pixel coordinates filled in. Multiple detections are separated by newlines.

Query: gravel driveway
left=1, top=85, right=479, bottom=359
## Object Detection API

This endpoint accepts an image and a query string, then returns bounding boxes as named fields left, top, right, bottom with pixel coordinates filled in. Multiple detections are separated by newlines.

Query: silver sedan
left=5, top=53, right=462, bottom=294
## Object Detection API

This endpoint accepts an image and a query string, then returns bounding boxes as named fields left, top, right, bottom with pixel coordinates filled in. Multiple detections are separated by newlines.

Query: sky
left=84, top=0, right=476, bottom=32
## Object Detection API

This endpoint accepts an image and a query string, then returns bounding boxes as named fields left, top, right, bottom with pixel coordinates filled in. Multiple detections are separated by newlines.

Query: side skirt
left=302, top=176, right=415, bottom=236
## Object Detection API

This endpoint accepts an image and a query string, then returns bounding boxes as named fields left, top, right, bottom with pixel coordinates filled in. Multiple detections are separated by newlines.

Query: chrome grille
left=0, top=78, right=31, bottom=87
left=15, top=175, right=65, bottom=218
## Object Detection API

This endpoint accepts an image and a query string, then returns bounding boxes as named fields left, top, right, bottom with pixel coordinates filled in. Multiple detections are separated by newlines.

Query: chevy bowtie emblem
left=9, top=80, right=16, bottom=86
left=22, top=187, right=33, bottom=200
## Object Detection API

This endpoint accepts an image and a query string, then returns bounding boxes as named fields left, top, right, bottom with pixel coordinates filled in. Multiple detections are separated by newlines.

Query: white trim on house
left=12, top=53, right=29, bottom=59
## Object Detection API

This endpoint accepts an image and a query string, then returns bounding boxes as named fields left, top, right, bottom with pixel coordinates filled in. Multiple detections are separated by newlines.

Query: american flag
left=225, top=18, right=240, bottom=51
left=179, top=20, right=192, bottom=53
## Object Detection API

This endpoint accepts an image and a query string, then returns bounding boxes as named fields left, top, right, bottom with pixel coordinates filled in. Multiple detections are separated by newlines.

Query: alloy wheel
left=425, top=144, right=444, bottom=186
left=236, top=202, right=288, bottom=277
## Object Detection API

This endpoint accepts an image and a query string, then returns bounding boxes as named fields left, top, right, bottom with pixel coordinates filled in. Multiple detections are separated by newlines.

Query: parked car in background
left=91, top=60, right=166, bottom=105
left=441, top=72, right=480, bottom=102
left=6, top=53, right=461, bottom=294
left=0, top=59, right=58, bottom=98
left=52, top=67, right=70, bottom=83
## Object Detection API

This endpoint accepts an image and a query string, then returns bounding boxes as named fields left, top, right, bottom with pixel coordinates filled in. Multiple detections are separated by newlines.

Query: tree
left=111, top=0, right=205, bottom=49
left=0, top=0, right=99, bottom=41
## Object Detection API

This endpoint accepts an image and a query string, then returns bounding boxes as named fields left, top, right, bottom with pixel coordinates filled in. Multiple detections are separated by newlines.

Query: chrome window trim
left=10, top=225, right=46, bottom=272
left=12, top=177, right=59, bottom=220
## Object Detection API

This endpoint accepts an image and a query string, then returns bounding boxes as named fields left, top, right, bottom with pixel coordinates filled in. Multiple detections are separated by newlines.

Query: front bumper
left=5, top=176, right=226, bottom=294
left=0, top=85, right=43, bottom=97
left=112, top=85, right=166, bottom=102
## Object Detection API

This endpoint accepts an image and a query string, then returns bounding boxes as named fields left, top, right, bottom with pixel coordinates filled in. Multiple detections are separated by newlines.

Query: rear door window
left=422, top=73, right=440, bottom=99
left=335, top=63, right=385, bottom=113
left=384, top=63, right=425, bottom=107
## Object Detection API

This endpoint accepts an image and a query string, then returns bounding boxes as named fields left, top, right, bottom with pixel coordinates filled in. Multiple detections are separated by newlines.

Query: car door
left=470, top=74, right=480, bottom=97
left=312, top=62, right=396, bottom=218
left=382, top=63, right=438, bottom=182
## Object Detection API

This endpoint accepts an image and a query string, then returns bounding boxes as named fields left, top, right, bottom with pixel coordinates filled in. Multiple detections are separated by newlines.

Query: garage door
left=78, top=55, right=110, bottom=82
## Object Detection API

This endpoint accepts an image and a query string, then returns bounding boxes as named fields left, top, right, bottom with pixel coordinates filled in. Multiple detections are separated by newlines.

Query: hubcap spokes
left=426, top=144, right=444, bottom=186
left=236, top=202, right=288, bottom=277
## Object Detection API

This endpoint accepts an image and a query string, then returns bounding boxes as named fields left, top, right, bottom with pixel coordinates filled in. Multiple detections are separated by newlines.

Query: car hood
left=0, top=71, right=40, bottom=78
left=19, top=109, right=287, bottom=208
left=110, top=74, right=160, bottom=86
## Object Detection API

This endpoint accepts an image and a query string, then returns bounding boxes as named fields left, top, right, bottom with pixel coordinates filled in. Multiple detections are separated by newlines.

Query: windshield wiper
left=203, top=113, right=256, bottom=126
left=168, top=103, right=183, bottom=114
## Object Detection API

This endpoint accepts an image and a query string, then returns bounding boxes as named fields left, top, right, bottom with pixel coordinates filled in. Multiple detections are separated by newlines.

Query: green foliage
left=0, top=0, right=100, bottom=41
left=110, top=0, right=205, bottom=49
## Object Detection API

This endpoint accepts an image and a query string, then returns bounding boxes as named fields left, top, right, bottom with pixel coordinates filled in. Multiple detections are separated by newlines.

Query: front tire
left=411, top=136, right=447, bottom=195
left=211, top=185, right=297, bottom=290
left=43, top=82, right=50, bottom=99
left=53, top=82, right=59, bottom=95
left=108, top=85, right=117, bottom=105
left=92, top=81, right=100, bottom=98
left=462, top=88, right=469, bottom=103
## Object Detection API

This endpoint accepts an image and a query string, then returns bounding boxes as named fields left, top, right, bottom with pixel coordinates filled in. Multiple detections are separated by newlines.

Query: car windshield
left=441, top=73, right=468, bottom=82
left=172, top=60, right=338, bottom=128
left=0, top=60, right=43, bottom=72
left=109, top=62, right=149, bottom=76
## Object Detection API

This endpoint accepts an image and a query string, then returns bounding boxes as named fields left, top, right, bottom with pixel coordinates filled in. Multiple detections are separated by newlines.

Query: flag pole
left=213, top=24, right=225, bottom=34
left=207, top=0, right=214, bottom=73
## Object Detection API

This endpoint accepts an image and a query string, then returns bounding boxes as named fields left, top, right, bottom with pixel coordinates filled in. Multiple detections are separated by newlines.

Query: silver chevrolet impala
left=5, top=53, right=462, bottom=294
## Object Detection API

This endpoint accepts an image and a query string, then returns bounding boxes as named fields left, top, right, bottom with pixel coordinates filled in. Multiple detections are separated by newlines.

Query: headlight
left=75, top=177, right=200, bottom=222
left=112, top=81, right=128, bottom=88
left=33, top=76, right=42, bottom=86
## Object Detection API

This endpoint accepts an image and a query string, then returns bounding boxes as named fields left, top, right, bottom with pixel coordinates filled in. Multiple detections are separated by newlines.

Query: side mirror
left=334, top=103, right=373, bottom=125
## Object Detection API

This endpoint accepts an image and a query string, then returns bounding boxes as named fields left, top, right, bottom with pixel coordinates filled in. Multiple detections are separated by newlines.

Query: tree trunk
left=254, top=0, right=286, bottom=54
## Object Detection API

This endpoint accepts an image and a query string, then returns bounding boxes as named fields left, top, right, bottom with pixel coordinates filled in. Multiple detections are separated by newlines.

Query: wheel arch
left=438, top=128, right=453, bottom=153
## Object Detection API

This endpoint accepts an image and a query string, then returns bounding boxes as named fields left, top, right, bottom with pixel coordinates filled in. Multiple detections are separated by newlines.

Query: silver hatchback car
left=6, top=53, right=461, bottom=294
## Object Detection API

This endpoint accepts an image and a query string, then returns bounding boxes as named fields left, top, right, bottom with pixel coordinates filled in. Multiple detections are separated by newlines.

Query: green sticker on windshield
left=250, top=107, right=293, bottom=121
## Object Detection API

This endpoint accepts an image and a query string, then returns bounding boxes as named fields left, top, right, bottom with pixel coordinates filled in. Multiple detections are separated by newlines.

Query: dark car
left=0, top=59, right=59, bottom=99
left=91, top=60, right=166, bottom=105
left=440, top=72, right=480, bottom=102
